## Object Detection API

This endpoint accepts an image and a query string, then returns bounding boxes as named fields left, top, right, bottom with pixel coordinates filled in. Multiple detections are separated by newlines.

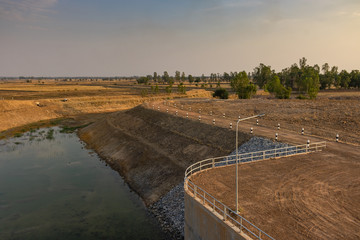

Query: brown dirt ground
left=153, top=94, right=360, bottom=240
left=190, top=148, right=360, bottom=240
left=158, top=92, right=360, bottom=145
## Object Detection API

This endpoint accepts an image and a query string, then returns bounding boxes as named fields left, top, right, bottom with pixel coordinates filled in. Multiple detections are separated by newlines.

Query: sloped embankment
left=79, top=105, right=250, bottom=205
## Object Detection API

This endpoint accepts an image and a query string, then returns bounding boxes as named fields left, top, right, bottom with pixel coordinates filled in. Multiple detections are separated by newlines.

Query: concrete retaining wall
left=184, top=191, right=249, bottom=240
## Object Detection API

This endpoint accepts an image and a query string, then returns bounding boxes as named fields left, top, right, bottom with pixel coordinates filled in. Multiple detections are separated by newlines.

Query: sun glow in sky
left=0, top=0, right=359, bottom=76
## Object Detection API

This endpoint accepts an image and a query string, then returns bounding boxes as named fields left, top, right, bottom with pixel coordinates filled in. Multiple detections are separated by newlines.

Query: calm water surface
left=0, top=127, right=165, bottom=240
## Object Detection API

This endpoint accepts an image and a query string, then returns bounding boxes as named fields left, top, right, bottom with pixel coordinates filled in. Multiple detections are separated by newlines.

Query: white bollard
left=223, top=113, right=225, bottom=118
left=213, top=119, right=215, bottom=125
left=275, top=133, right=278, bottom=141
left=278, top=123, right=280, bottom=130
left=176, top=110, right=178, bottom=116
left=307, top=139, right=310, bottom=150
left=210, top=111, right=212, bottom=116
left=199, top=109, right=201, bottom=114
left=238, top=115, right=241, bottom=120
left=336, top=134, right=339, bottom=142
left=174, top=103, right=176, bottom=108
left=230, top=123, right=232, bottom=129
left=157, top=106, right=160, bottom=111
left=256, top=119, right=259, bottom=125
left=181, top=105, right=183, bottom=110
left=166, top=109, right=168, bottom=113
left=199, top=116, right=201, bottom=121
left=250, top=127, right=253, bottom=134
left=301, top=128, right=304, bottom=135
left=186, top=113, right=188, bottom=118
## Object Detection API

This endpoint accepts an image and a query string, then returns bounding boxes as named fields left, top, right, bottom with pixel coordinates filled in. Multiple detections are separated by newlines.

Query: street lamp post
left=235, top=113, right=265, bottom=213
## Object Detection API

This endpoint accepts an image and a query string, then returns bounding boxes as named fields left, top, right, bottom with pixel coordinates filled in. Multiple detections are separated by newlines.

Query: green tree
left=350, top=70, right=360, bottom=88
left=175, top=71, right=181, bottom=82
left=299, top=66, right=320, bottom=99
left=162, top=71, right=170, bottom=84
left=137, top=76, right=149, bottom=84
left=181, top=72, right=186, bottom=82
left=320, top=63, right=331, bottom=90
left=331, top=66, right=339, bottom=88
left=253, top=63, right=274, bottom=89
left=188, top=75, right=194, bottom=84
left=339, top=70, right=351, bottom=89
left=230, top=71, right=257, bottom=99
left=153, top=72, right=158, bottom=82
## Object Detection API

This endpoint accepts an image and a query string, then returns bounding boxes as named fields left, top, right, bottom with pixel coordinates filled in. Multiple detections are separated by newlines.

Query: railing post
left=259, top=230, right=262, bottom=239
left=203, top=192, right=205, bottom=204
left=240, top=217, right=243, bottom=232
left=263, top=151, right=265, bottom=160
left=194, top=186, right=197, bottom=198
left=223, top=206, right=227, bottom=221
left=213, top=199, right=215, bottom=212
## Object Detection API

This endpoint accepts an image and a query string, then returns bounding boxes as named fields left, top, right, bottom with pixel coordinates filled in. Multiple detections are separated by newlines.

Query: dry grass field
left=0, top=80, right=211, bottom=136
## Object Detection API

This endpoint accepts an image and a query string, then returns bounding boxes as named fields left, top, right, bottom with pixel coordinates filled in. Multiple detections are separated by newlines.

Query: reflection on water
left=0, top=127, right=165, bottom=240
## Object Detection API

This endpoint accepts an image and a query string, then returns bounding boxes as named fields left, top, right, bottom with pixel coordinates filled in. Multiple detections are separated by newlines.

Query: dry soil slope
left=79, top=105, right=250, bottom=205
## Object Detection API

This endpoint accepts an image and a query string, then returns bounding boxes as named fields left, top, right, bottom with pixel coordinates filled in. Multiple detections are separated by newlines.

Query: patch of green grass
left=50, top=119, right=63, bottom=125
left=46, top=129, right=55, bottom=140
left=14, top=133, right=23, bottom=138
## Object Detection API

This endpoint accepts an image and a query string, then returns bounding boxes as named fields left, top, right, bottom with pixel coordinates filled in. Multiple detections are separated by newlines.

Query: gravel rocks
left=149, top=136, right=291, bottom=239
left=229, top=136, right=290, bottom=155
left=149, top=183, right=185, bottom=240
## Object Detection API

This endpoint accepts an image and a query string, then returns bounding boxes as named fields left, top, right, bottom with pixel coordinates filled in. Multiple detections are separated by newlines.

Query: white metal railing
left=184, top=141, right=327, bottom=240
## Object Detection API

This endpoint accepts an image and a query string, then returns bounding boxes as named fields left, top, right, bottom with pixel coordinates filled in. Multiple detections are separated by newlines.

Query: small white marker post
left=213, top=119, right=215, bottom=125
left=278, top=123, right=280, bottom=130
left=250, top=127, right=253, bottom=134
left=302, top=128, right=304, bottom=135
left=275, top=133, right=278, bottom=141
left=166, top=109, right=168, bottom=113
left=157, top=106, right=160, bottom=111
left=174, top=103, right=176, bottom=108
left=336, top=134, right=339, bottom=142
left=238, top=115, right=241, bottom=120
left=256, top=119, right=259, bottom=125
left=199, top=116, right=201, bottom=122
left=210, top=111, right=212, bottom=116
left=199, top=109, right=201, bottom=114
left=223, top=113, right=225, bottom=118
left=230, top=123, right=232, bottom=129
left=176, top=110, right=178, bottom=116
left=307, top=139, right=310, bottom=152
left=186, top=113, right=188, bottom=118
left=181, top=105, right=183, bottom=110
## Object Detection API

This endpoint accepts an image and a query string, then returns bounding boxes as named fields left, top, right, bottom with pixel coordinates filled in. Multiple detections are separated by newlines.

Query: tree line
left=136, top=57, right=360, bottom=99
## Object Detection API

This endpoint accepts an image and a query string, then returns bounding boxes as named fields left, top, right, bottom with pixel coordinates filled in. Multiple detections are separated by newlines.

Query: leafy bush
left=213, top=88, right=229, bottom=99
left=230, top=71, right=257, bottom=99
left=265, top=75, right=291, bottom=99
left=296, top=94, right=308, bottom=99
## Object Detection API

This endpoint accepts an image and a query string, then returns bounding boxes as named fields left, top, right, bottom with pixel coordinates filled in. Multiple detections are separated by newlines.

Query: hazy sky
left=0, top=0, right=359, bottom=77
